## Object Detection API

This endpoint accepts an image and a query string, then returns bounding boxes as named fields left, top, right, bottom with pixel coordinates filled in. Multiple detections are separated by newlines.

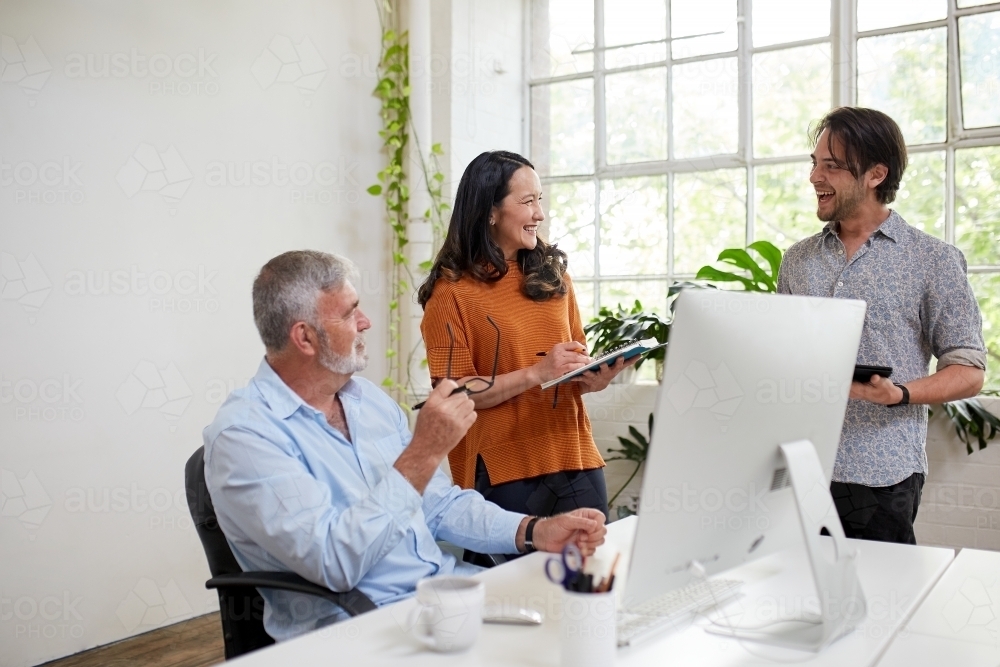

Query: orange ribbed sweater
left=419, top=261, right=605, bottom=489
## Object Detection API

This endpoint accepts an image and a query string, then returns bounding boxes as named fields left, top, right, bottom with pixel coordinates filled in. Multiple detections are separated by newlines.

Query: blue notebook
left=540, top=338, right=668, bottom=390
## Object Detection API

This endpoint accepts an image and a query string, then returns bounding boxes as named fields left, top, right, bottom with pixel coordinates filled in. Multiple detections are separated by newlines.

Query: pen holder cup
left=560, top=589, right=616, bottom=667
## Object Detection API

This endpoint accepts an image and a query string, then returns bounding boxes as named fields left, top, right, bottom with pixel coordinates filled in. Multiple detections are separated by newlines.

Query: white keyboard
left=617, top=578, right=743, bottom=647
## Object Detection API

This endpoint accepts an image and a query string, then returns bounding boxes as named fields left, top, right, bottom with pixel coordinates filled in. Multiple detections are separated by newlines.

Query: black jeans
left=463, top=456, right=609, bottom=566
left=831, top=473, right=925, bottom=545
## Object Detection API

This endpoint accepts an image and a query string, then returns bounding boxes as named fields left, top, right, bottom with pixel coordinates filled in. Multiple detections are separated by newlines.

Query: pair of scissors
left=545, top=543, right=584, bottom=589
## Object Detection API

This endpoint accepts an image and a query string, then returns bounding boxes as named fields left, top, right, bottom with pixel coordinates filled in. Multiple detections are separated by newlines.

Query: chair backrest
left=185, top=446, right=275, bottom=658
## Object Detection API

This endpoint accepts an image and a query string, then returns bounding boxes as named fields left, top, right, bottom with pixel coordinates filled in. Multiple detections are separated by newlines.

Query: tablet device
left=853, top=364, right=892, bottom=383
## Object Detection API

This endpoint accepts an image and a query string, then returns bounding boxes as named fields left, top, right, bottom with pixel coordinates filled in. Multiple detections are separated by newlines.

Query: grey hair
left=252, top=250, right=357, bottom=352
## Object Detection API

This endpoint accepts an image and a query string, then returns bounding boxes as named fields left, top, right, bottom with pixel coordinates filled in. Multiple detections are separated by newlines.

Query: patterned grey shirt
left=778, top=210, right=986, bottom=487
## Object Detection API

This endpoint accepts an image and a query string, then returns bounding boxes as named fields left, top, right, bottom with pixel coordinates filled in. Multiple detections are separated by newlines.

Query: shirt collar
left=252, top=357, right=363, bottom=420
left=820, top=210, right=903, bottom=243
left=874, top=210, right=904, bottom=242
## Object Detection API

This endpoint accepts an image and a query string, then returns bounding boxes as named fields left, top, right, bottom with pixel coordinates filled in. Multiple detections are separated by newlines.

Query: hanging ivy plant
left=368, top=0, right=449, bottom=403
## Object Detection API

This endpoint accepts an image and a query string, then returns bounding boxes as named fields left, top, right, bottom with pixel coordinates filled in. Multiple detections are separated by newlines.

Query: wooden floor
left=39, top=613, right=225, bottom=667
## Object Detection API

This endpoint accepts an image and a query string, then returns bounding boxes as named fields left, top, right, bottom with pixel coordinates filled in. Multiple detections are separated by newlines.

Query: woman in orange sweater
left=417, top=150, right=635, bottom=546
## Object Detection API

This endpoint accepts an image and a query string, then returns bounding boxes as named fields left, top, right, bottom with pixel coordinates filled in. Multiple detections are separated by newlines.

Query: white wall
left=431, top=0, right=525, bottom=197
left=915, top=398, right=1000, bottom=550
left=0, top=2, right=386, bottom=665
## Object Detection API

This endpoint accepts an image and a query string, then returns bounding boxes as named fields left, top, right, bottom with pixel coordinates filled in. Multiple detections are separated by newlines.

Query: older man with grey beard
left=202, top=250, right=607, bottom=641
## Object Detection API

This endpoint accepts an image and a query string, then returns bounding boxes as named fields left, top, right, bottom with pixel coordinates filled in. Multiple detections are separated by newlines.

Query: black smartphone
left=853, top=364, right=892, bottom=383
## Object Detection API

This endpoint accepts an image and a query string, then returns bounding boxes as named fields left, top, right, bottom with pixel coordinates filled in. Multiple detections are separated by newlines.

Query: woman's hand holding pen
left=572, top=354, right=640, bottom=394
left=530, top=342, right=592, bottom=384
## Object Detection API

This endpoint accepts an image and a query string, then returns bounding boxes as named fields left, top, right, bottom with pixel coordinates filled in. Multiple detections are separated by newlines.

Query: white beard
left=317, top=331, right=368, bottom=374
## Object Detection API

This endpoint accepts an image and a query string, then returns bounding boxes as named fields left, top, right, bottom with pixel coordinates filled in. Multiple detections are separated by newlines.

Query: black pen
left=536, top=352, right=546, bottom=356
left=411, top=385, right=471, bottom=410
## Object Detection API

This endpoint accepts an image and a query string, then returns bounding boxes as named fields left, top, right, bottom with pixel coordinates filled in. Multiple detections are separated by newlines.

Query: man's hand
left=394, top=380, right=476, bottom=494
left=529, top=342, right=592, bottom=385
left=849, top=374, right=903, bottom=405
left=851, top=364, right=984, bottom=406
left=518, top=509, right=607, bottom=556
left=573, top=355, right=640, bottom=394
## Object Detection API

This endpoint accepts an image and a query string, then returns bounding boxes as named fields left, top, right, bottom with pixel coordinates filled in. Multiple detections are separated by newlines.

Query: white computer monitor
left=622, top=289, right=866, bottom=614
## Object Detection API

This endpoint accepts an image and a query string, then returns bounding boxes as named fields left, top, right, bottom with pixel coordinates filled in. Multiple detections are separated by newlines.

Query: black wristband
left=889, top=383, right=909, bottom=407
left=523, top=516, right=541, bottom=553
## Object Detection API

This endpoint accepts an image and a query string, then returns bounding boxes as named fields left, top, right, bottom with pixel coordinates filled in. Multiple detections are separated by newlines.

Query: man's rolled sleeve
left=923, top=245, right=987, bottom=370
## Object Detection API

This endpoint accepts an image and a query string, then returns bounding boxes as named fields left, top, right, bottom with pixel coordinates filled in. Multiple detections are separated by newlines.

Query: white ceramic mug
left=560, top=589, right=616, bottom=667
left=408, top=576, right=485, bottom=652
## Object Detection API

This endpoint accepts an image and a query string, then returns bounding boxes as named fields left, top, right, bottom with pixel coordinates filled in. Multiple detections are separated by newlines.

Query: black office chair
left=184, top=446, right=377, bottom=660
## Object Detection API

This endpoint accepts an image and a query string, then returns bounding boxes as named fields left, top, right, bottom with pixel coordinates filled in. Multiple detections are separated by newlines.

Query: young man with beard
left=202, top=250, right=606, bottom=640
left=777, top=107, right=986, bottom=544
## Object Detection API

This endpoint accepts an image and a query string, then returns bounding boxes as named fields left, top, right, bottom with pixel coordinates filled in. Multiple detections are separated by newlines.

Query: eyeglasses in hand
left=412, top=315, right=500, bottom=410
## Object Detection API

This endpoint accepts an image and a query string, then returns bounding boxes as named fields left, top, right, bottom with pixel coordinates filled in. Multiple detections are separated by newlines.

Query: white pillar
left=406, top=0, right=434, bottom=399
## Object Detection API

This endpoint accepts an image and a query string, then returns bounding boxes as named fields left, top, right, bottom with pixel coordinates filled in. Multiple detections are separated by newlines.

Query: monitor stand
left=706, top=439, right=867, bottom=652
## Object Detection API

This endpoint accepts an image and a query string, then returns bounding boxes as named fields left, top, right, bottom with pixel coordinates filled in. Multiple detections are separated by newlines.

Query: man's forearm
left=393, top=441, right=444, bottom=494
left=905, top=364, right=984, bottom=404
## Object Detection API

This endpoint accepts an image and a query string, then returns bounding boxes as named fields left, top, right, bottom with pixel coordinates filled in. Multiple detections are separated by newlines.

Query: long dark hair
left=417, top=150, right=568, bottom=307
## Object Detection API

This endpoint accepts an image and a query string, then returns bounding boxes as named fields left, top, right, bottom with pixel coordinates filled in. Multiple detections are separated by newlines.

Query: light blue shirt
left=203, top=359, right=525, bottom=641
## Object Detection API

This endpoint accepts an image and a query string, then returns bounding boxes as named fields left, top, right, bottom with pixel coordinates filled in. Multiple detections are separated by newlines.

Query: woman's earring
left=490, top=219, right=495, bottom=225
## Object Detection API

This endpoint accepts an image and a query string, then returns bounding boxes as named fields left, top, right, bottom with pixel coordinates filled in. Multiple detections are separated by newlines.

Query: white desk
left=229, top=517, right=953, bottom=666
left=877, top=548, right=1000, bottom=667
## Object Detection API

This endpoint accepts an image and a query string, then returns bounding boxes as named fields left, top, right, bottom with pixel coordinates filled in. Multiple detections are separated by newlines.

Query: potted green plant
left=583, top=283, right=696, bottom=382
left=606, top=413, right=652, bottom=520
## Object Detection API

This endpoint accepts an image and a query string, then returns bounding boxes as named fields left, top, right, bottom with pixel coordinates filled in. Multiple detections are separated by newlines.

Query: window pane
left=604, top=0, right=667, bottom=69
left=673, top=58, right=739, bottom=158
left=599, top=280, right=669, bottom=318
left=671, top=0, right=738, bottom=60
left=968, top=274, right=1000, bottom=390
left=531, top=0, right=594, bottom=78
left=546, top=181, right=596, bottom=277
left=753, top=0, right=830, bottom=48
left=857, top=28, right=947, bottom=145
left=599, top=176, right=668, bottom=276
left=531, top=80, right=594, bottom=177
left=753, top=44, right=832, bottom=158
left=673, top=169, right=747, bottom=274
left=573, top=280, right=596, bottom=325
left=754, top=162, right=819, bottom=252
left=959, top=12, right=1000, bottom=129
left=606, top=68, right=667, bottom=164
left=956, top=146, right=1000, bottom=266
left=897, top=151, right=945, bottom=239
left=857, top=0, right=946, bottom=32
left=959, top=0, right=998, bottom=6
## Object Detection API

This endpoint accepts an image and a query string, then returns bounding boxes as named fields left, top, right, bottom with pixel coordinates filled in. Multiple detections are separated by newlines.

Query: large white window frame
left=527, top=0, right=1000, bottom=318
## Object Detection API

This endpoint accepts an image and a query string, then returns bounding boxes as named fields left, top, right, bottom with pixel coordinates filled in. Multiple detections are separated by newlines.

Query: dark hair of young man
left=417, top=150, right=569, bottom=307
left=811, top=107, right=908, bottom=205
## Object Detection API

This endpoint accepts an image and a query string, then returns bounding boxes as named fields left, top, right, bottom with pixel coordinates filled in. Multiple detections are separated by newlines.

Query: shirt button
left=838, top=249, right=844, bottom=255
left=837, top=281, right=844, bottom=287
